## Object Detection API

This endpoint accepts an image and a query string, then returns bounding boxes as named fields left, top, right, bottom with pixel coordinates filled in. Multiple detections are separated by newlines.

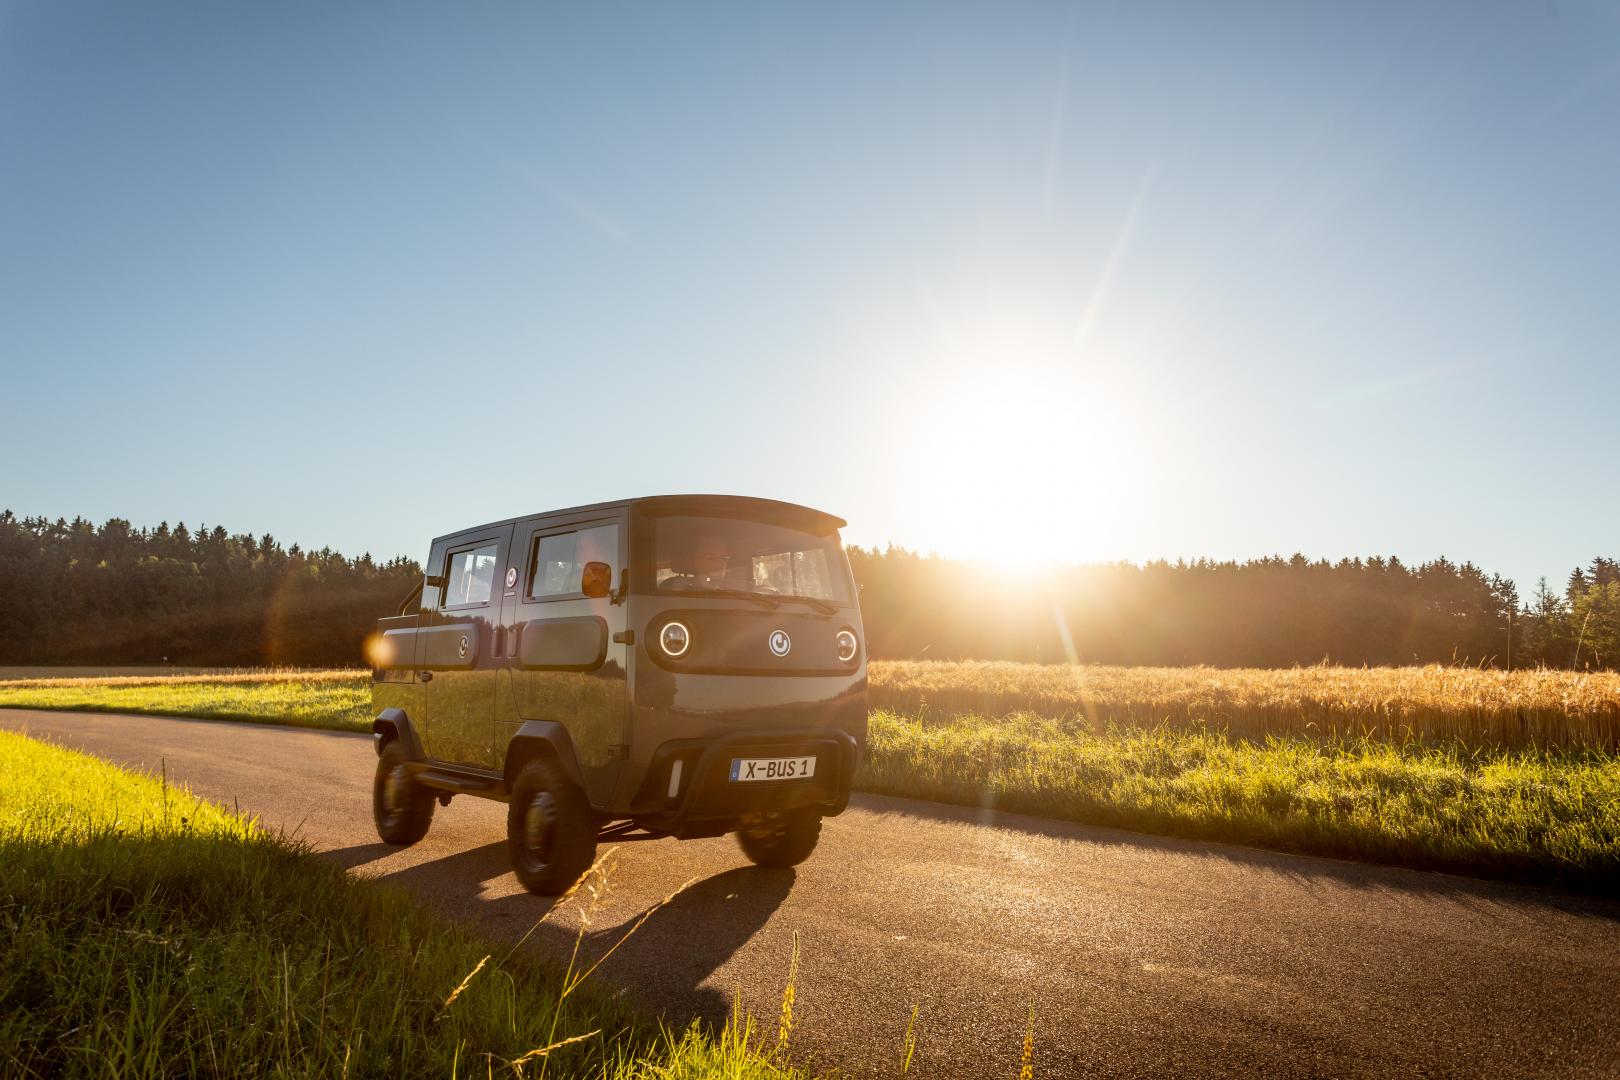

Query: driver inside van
left=664, top=536, right=741, bottom=591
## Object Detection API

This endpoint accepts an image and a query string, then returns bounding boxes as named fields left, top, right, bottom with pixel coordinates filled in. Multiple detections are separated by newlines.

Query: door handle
left=417, top=671, right=434, bottom=683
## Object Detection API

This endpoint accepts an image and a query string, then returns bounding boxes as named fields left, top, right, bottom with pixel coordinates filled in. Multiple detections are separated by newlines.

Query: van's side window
left=443, top=543, right=499, bottom=607
left=528, top=524, right=619, bottom=599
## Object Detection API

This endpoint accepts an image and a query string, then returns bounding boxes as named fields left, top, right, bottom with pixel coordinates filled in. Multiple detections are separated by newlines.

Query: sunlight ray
left=1072, top=164, right=1158, bottom=351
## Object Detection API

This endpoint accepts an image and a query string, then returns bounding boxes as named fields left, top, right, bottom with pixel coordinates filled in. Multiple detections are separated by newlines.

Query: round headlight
left=659, top=621, right=691, bottom=657
left=835, top=629, right=858, bottom=663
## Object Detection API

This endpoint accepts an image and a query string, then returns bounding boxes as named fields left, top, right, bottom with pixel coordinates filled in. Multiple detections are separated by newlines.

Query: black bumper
left=629, top=728, right=859, bottom=835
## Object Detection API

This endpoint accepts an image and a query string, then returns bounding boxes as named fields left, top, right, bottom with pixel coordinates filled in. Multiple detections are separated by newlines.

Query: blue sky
left=2, top=2, right=1617, bottom=593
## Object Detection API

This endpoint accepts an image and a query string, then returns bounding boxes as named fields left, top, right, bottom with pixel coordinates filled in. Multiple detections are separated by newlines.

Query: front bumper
left=628, top=728, right=859, bottom=836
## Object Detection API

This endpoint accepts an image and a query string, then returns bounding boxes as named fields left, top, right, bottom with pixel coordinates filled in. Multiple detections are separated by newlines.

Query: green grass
left=860, top=712, right=1620, bottom=892
left=3, top=672, right=1618, bottom=893
left=0, top=670, right=373, bottom=731
left=0, top=729, right=812, bottom=1079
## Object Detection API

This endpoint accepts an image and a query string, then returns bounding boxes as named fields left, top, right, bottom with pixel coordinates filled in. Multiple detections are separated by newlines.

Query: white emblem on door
left=768, top=629, right=791, bottom=657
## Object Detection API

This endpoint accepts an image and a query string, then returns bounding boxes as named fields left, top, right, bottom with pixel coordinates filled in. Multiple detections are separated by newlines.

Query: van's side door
left=499, top=512, right=629, bottom=806
left=415, top=525, right=513, bottom=770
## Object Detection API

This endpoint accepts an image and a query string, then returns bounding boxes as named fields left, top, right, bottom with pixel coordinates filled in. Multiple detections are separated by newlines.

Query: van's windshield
left=651, top=516, right=851, bottom=605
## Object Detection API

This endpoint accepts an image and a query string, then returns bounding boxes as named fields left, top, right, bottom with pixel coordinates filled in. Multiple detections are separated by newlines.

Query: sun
left=861, top=281, right=1166, bottom=571
left=891, top=360, right=1143, bottom=570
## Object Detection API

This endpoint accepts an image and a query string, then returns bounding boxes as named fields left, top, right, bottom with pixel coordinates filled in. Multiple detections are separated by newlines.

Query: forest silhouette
left=1, top=511, right=1615, bottom=670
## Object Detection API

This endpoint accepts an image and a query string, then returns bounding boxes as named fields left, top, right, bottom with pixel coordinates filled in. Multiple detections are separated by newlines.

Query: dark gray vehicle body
left=370, top=494, right=867, bottom=838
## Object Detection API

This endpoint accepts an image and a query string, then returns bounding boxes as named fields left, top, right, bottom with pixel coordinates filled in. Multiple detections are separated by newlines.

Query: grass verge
left=860, top=712, right=1620, bottom=893
left=0, top=729, right=810, bottom=1079
left=0, top=670, right=372, bottom=731
left=2, top=669, right=1618, bottom=894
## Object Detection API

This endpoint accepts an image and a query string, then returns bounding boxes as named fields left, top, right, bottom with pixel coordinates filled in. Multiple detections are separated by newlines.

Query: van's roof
left=436, top=494, right=847, bottom=544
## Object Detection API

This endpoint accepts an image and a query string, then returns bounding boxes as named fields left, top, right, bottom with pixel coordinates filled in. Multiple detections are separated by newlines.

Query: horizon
left=4, top=4, right=1617, bottom=593
left=0, top=501, right=1588, bottom=597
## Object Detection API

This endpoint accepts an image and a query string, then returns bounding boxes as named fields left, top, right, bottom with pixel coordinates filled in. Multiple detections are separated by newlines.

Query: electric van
left=368, top=494, right=867, bottom=894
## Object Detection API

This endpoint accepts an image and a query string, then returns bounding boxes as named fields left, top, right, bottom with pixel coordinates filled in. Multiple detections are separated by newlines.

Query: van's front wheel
left=506, top=758, right=598, bottom=896
left=373, top=740, right=434, bottom=845
left=737, top=808, right=822, bottom=868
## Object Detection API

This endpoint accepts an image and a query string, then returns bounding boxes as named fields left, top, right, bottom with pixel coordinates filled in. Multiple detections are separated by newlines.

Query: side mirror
left=425, top=574, right=446, bottom=589
left=580, top=561, right=612, bottom=599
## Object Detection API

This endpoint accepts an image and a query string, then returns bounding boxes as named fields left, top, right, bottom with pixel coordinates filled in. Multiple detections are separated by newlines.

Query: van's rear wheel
left=737, top=808, right=822, bottom=868
left=373, top=740, right=434, bottom=845
left=507, top=757, right=598, bottom=896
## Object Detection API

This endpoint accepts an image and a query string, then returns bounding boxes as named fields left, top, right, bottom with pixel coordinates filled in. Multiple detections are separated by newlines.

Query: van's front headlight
left=660, top=621, right=691, bottom=657
left=835, top=629, right=859, bottom=663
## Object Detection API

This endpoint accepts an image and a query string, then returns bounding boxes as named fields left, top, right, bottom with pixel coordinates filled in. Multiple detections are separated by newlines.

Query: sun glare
left=894, top=346, right=1144, bottom=571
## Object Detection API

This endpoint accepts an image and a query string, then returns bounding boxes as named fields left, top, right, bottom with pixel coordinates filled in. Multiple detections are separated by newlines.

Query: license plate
left=729, top=756, right=817, bottom=782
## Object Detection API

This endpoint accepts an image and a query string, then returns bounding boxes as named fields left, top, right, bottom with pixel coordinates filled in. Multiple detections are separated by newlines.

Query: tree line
left=0, top=511, right=419, bottom=666
left=1, top=510, right=1615, bottom=669
left=848, top=547, right=1620, bottom=669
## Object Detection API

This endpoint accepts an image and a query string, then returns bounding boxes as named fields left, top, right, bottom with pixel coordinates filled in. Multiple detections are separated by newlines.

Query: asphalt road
left=4, top=709, right=1619, bottom=1079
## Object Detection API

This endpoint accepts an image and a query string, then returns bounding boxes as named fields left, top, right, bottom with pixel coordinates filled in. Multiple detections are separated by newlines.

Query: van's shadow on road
left=557, top=865, right=797, bottom=1025
left=322, top=839, right=794, bottom=1025
left=324, top=842, right=400, bottom=872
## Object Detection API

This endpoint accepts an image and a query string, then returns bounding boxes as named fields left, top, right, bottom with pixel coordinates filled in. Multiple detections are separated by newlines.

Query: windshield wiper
left=779, top=594, right=838, bottom=614
left=696, top=588, right=780, bottom=609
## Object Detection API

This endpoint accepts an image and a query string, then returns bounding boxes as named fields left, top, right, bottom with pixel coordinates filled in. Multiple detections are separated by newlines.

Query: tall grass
left=0, top=730, right=815, bottom=1079
left=859, top=712, right=1620, bottom=891
left=871, top=660, right=1620, bottom=749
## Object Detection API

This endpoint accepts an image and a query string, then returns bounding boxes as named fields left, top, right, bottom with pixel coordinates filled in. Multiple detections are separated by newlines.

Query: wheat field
left=3, top=660, right=1619, bottom=748
left=870, top=661, right=1620, bottom=749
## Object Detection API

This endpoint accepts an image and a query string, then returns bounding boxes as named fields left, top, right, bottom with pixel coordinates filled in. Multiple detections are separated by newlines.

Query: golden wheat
left=0, top=668, right=362, bottom=690
left=5, top=659, right=1618, bottom=749
left=868, top=660, right=1620, bottom=748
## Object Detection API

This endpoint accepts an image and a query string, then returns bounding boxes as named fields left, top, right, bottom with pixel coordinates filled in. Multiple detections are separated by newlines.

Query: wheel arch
left=372, top=707, right=424, bottom=760
left=503, top=720, right=588, bottom=795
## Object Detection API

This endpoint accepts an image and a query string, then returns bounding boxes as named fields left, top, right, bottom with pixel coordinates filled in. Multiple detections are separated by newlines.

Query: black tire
left=737, top=808, right=822, bottom=868
left=506, top=756, right=598, bottom=896
left=373, top=739, right=434, bottom=845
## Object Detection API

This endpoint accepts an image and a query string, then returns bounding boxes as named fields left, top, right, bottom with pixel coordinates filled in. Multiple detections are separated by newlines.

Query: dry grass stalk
left=435, top=955, right=490, bottom=1021
left=506, top=1028, right=601, bottom=1071
left=898, top=1004, right=919, bottom=1075
left=1019, top=1005, right=1035, bottom=1080
left=776, top=930, right=800, bottom=1053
